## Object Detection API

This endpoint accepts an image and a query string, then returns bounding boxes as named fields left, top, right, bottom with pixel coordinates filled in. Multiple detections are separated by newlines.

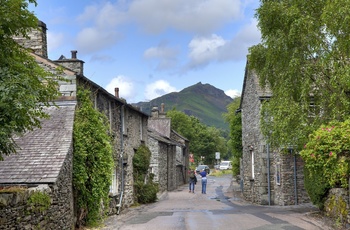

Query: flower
left=329, top=152, right=333, bottom=156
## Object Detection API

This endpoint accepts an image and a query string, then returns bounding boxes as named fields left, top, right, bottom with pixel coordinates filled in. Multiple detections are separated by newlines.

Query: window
left=109, top=168, right=117, bottom=196
left=276, top=163, right=281, bottom=185
left=140, top=117, right=143, bottom=140
left=122, top=107, right=126, bottom=134
left=251, top=152, right=254, bottom=179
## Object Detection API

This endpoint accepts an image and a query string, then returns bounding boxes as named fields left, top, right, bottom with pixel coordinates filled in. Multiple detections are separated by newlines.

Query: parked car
left=196, top=165, right=210, bottom=174
left=219, top=161, right=232, bottom=170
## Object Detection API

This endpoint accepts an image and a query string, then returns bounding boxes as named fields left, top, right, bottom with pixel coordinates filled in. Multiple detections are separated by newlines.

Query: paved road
left=100, top=174, right=333, bottom=230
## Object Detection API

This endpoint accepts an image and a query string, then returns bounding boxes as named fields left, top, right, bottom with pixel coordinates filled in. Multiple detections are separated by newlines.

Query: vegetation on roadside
left=73, top=88, right=114, bottom=228
left=300, top=120, right=350, bottom=209
left=166, top=109, right=228, bottom=165
left=223, top=97, right=242, bottom=176
left=210, top=169, right=232, bottom=177
left=133, top=144, right=159, bottom=204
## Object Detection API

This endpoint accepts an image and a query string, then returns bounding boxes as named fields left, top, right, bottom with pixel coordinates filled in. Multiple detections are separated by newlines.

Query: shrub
left=133, top=145, right=158, bottom=204
left=300, top=120, right=350, bottom=209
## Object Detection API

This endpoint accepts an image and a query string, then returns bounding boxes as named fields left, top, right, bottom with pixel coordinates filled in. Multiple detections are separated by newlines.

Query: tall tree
left=0, top=0, right=59, bottom=159
left=249, top=0, right=350, bottom=149
left=167, top=109, right=227, bottom=165
left=223, top=97, right=242, bottom=175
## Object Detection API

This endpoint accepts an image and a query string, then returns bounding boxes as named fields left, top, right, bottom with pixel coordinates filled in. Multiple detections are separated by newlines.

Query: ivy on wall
left=133, top=144, right=158, bottom=204
left=73, top=87, right=114, bottom=227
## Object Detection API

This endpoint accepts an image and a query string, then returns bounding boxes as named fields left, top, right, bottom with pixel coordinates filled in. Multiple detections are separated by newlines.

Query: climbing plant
left=133, top=144, right=158, bottom=204
left=73, top=88, right=114, bottom=227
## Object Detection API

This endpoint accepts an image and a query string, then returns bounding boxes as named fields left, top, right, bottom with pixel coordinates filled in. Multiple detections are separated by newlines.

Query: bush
left=300, top=120, right=350, bottom=209
left=133, top=145, right=159, bottom=204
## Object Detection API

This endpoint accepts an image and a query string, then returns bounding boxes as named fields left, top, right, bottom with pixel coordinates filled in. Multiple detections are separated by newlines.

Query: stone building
left=148, top=104, right=189, bottom=193
left=239, top=62, right=309, bottom=205
left=0, top=104, right=75, bottom=229
left=0, top=21, right=150, bottom=228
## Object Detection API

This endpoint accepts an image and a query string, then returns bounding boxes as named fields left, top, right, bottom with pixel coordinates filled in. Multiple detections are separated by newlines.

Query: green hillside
left=133, top=82, right=233, bottom=130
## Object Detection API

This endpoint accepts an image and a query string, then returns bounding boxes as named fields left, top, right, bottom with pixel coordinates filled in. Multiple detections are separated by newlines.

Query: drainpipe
left=293, top=149, right=298, bottom=205
left=117, top=105, right=125, bottom=215
left=267, top=143, right=271, bottom=206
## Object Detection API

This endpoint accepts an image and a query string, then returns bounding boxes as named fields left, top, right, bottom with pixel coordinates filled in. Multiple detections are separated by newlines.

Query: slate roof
left=0, top=102, right=76, bottom=184
left=148, top=128, right=181, bottom=146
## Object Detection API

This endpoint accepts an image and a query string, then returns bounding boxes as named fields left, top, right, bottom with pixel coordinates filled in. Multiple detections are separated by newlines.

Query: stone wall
left=13, top=21, right=48, bottom=58
left=241, top=70, right=267, bottom=204
left=274, top=153, right=310, bottom=205
left=324, top=188, right=350, bottom=224
left=0, top=147, right=74, bottom=229
left=241, top=68, right=310, bottom=206
left=77, top=77, right=149, bottom=211
left=148, top=137, right=168, bottom=193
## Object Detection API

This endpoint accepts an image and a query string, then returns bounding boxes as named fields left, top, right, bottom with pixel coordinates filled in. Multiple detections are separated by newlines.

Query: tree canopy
left=249, top=0, right=350, bottom=149
left=166, top=109, right=228, bottom=165
left=0, top=0, right=59, bottom=159
left=223, top=97, right=242, bottom=175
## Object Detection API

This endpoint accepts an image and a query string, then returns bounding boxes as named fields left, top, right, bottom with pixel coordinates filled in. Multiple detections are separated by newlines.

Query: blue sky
left=30, top=0, right=261, bottom=103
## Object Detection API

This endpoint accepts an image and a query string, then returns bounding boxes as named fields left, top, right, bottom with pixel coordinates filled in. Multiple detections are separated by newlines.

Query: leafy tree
left=167, top=109, right=227, bottom=165
left=223, top=97, right=242, bottom=175
left=73, top=88, right=114, bottom=227
left=249, top=0, right=350, bottom=149
left=0, top=0, right=59, bottom=159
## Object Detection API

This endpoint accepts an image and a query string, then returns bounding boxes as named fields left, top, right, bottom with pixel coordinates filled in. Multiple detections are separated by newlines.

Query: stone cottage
left=239, top=61, right=309, bottom=206
left=148, top=104, right=189, bottom=193
left=0, top=103, right=75, bottom=229
left=0, top=20, right=150, bottom=229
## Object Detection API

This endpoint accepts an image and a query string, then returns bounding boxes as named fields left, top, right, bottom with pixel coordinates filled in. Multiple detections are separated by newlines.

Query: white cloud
left=105, top=76, right=136, bottom=102
left=225, top=89, right=241, bottom=98
left=47, top=31, right=64, bottom=52
left=184, top=19, right=261, bottom=71
left=75, top=2, right=126, bottom=53
left=76, top=27, right=121, bottom=53
left=144, top=42, right=179, bottom=70
left=128, top=0, right=241, bottom=34
left=186, top=34, right=226, bottom=69
left=145, top=80, right=177, bottom=101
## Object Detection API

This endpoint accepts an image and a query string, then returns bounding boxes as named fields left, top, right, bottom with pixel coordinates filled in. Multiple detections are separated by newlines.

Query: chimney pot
left=71, top=50, right=77, bottom=59
left=114, top=87, right=119, bottom=98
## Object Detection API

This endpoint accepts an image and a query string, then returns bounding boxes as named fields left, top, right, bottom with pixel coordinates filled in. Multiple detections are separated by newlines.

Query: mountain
left=133, top=82, right=233, bottom=130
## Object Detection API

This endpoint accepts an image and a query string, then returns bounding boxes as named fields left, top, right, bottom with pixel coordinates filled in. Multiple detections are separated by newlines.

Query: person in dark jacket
left=199, top=169, right=207, bottom=194
left=188, top=170, right=197, bottom=193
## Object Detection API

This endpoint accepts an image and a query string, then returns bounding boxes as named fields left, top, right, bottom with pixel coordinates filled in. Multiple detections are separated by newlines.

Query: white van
left=219, top=161, right=232, bottom=170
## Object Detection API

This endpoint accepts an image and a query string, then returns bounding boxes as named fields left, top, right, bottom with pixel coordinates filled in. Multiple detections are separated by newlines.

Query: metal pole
left=267, top=144, right=271, bottom=206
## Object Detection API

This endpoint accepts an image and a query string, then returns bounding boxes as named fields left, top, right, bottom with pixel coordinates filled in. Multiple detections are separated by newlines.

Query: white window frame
left=276, top=162, right=281, bottom=185
left=251, top=150, right=255, bottom=179
left=109, top=168, right=117, bottom=196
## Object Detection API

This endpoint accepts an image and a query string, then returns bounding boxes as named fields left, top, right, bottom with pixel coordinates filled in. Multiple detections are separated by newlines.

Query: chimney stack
left=71, top=50, right=77, bottom=59
left=114, top=87, right=119, bottom=98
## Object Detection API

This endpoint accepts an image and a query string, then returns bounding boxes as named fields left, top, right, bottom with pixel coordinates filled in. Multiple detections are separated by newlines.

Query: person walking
left=199, top=169, right=207, bottom=194
left=188, top=170, right=197, bottom=193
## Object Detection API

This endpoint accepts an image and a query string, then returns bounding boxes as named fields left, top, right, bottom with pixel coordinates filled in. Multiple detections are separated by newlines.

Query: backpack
left=189, top=171, right=195, bottom=179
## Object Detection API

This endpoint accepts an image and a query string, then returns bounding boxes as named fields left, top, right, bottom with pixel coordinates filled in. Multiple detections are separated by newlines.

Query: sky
left=30, top=0, right=261, bottom=103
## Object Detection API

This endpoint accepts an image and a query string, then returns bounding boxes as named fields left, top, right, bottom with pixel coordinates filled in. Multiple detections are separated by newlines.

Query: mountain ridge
left=132, top=82, right=233, bottom=130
